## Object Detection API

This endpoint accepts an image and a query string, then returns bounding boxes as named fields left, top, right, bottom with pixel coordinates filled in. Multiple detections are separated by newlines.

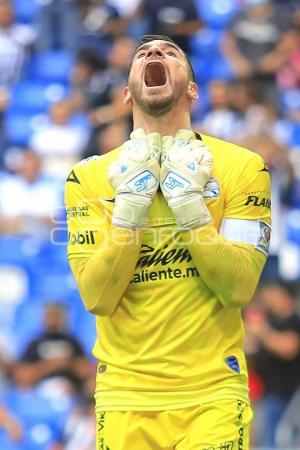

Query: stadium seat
left=190, top=29, right=223, bottom=57
left=195, top=0, right=240, bottom=29
left=4, top=113, right=37, bottom=146
left=290, top=123, right=300, bottom=147
left=28, top=51, right=74, bottom=84
left=210, top=55, right=235, bottom=80
left=29, top=268, right=78, bottom=302
left=13, top=0, right=38, bottom=23
left=286, top=209, right=300, bottom=245
left=0, top=236, right=54, bottom=307
left=8, top=82, right=68, bottom=115
left=0, top=236, right=27, bottom=265
left=190, top=55, right=214, bottom=84
left=280, top=89, right=300, bottom=115
left=0, top=431, right=20, bottom=450
left=12, top=302, right=44, bottom=356
left=190, top=54, right=234, bottom=84
left=2, top=388, right=65, bottom=450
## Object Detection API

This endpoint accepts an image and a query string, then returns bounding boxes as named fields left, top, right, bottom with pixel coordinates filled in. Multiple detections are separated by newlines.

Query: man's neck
left=132, top=109, right=192, bottom=136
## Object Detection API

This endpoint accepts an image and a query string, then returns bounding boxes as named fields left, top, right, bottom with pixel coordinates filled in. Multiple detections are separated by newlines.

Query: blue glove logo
left=126, top=170, right=158, bottom=193
left=165, top=175, right=184, bottom=190
left=135, top=172, right=153, bottom=192
left=163, top=171, right=191, bottom=194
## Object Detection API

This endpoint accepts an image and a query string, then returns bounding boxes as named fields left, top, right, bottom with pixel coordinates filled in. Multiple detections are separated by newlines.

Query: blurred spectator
left=83, top=35, right=134, bottom=157
left=245, top=283, right=300, bottom=448
left=196, top=79, right=243, bottom=140
left=238, top=102, right=291, bottom=146
left=49, top=373, right=96, bottom=450
left=229, top=78, right=262, bottom=119
left=237, top=130, right=294, bottom=281
left=0, top=328, right=15, bottom=392
left=96, top=120, right=129, bottom=156
left=50, top=397, right=95, bottom=450
left=275, top=385, right=300, bottom=448
left=30, top=99, right=88, bottom=179
left=0, top=0, right=35, bottom=86
left=276, top=25, right=300, bottom=90
left=12, top=302, right=91, bottom=400
left=35, top=0, right=79, bottom=52
left=77, top=0, right=125, bottom=60
left=0, top=86, right=9, bottom=167
left=108, top=0, right=141, bottom=17
left=0, top=150, right=61, bottom=235
left=134, top=0, right=202, bottom=53
left=222, top=0, right=291, bottom=103
left=0, top=403, right=23, bottom=443
left=68, top=48, right=110, bottom=113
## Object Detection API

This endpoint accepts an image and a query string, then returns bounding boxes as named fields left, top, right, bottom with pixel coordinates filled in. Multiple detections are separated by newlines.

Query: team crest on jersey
left=225, top=356, right=240, bottom=373
left=202, top=177, right=220, bottom=199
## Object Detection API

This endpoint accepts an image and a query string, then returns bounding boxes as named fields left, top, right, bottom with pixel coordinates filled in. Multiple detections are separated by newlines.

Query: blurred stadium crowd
left=0, top=0, right=300, bottom=449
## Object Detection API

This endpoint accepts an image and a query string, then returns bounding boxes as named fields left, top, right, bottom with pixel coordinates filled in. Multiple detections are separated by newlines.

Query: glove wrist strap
left=169, top=194, right=212, bottom=230
left=112, top=194, right=151, bottom=229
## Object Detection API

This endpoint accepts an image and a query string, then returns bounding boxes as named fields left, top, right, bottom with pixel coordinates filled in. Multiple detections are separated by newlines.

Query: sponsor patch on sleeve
left=220, top=218, right=271, bottom=256
left=202, top=177, right=220, bottom=199
left=256, top=221, right=271, bottom=256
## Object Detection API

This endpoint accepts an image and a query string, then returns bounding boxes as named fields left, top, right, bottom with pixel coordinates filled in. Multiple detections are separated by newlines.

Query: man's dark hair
left=131, top=34, right=196, bottom=82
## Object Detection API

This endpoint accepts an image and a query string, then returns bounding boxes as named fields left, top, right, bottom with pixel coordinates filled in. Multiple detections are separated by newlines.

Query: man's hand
left=160, top=129, right=213, bottom=229
left=109, top=128, right=161, bottom=229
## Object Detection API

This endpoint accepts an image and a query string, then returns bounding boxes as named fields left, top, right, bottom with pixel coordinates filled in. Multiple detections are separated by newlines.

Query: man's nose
left=145, top=46, right=164, bottom=58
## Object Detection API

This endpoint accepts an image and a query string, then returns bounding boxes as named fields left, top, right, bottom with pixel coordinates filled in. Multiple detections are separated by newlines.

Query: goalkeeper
left=65, top=34, right=271, bottom=450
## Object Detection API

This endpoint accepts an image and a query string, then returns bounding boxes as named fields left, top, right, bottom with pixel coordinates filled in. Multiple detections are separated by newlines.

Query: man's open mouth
left=144, top=61, right=167, bottom=87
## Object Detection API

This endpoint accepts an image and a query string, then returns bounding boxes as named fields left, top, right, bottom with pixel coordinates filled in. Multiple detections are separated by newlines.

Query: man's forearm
left=70, top=226, right=143, bottom=316
left=183, top=223, right=266, bottom=308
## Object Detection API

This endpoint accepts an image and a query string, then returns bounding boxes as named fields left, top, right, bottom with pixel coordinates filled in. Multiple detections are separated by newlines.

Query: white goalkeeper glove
left=160, top=129, right=213, bottom=230
left=108, top=128, right=161, bottom=229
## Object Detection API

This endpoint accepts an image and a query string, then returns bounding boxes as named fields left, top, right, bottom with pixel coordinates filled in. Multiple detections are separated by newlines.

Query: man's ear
left=123, top=86, right=132, bottom=105
left=187, top=82, right=199, bottom=101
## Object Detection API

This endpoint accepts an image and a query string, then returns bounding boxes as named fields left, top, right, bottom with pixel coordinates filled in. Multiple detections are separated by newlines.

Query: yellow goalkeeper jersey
left=65, top=133, right=271, bottom=411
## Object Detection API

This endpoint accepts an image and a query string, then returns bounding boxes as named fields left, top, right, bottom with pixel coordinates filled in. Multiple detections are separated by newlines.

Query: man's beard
left=129, top=84, right=182, bottom=117
left=136, top=96, right=174, bottom=117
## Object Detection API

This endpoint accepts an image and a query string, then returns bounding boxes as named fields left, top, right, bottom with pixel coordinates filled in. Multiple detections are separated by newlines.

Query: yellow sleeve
left=65, top=163, right=143, bottom=316
left=182, top=152, right=271, bottom=308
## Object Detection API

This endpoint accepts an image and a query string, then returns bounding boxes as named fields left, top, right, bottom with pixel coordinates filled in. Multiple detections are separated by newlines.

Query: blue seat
left=4, top=113, right=36, bottom=146
left=190, top=29, right=223, bottom=57
left=30, top=269, right=77, bottom=302
left=280, top=89, right=300, bottom=114
left=290, top=123, right=300, bottom=147
left=190, top=54, right=234, bottom=84
left=28, top=51, right=74, bottom=83
left=13, top=0, right=38, bottom=23
left=2, top=388, right=65, bottom=450
left=286, top=209, right=300, bottom=245
left=9, top=82, right=68, bottom=115
left=288, top=179, right=300, bottom=209
left=190, top=55, right=214, bottom=84
left=0, top=431, right=20, bottom=450
left=195, top=0, right=240, bottom=29
left=210, top=55, right=235, bottom=81
left=0, top=236, right=27, bottom=265
left=12, top=302, right=44, bottom=356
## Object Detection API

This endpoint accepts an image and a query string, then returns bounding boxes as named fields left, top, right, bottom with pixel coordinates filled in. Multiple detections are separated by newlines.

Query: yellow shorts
left=96, top=399, right=253, bottom=450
